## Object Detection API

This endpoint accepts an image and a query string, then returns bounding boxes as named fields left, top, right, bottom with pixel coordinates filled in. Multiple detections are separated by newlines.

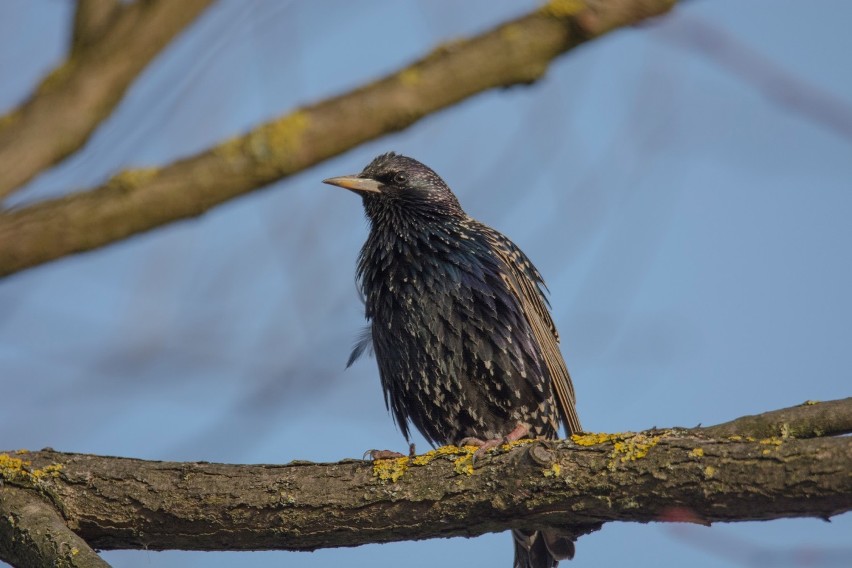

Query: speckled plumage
left=324, top=152, right=582, bottom=568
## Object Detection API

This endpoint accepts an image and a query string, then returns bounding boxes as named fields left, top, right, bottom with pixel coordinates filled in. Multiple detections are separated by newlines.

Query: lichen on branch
left=0, top=0, right=678, bottom=279
left=0, top=398, right=848, bottom=559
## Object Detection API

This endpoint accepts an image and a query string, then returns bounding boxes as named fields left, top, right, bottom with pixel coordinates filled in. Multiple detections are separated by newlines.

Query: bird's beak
left=322, top=175, right=382, bottom=194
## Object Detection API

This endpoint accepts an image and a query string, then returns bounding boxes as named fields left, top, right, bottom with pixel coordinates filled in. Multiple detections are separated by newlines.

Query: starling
left=324, top=152, right=582, bottom=568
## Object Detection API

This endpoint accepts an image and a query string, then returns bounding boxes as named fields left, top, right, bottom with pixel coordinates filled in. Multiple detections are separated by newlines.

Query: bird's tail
left=512, top=529, right=574, bottom=568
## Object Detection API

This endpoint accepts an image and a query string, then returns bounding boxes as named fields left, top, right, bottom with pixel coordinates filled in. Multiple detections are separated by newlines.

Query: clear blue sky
left=1, top=1, right=850, bottom=567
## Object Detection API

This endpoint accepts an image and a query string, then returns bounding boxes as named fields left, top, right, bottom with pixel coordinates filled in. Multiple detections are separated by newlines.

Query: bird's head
left=323, top=152, right=464, bottom=219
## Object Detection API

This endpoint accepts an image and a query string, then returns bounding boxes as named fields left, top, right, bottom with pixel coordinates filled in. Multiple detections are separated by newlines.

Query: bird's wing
left=477, top=223, right=582, bottom=434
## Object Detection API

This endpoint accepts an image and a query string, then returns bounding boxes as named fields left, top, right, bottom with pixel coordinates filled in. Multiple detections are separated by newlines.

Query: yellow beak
left=322, top=175, right=382, bottom=194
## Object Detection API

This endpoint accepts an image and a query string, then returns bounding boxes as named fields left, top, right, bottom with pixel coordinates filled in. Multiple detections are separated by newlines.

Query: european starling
left=324, top=152, right=582, bottom=568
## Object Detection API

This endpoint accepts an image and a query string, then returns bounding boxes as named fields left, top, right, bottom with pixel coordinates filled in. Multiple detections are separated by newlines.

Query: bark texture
left=0, top=0, right=677, bottom=278
left=0, top=486, right=109, bottom=568
left=0, top=398, right=849, bottom=561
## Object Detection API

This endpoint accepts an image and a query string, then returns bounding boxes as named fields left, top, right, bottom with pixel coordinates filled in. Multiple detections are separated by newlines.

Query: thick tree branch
left=0, top=0, right=214, bottom=198
left=0, top=0, right=676, bottom=279
left=0, top=398, right=848, bottom=556
left=0, top=485, right=111, bottom=568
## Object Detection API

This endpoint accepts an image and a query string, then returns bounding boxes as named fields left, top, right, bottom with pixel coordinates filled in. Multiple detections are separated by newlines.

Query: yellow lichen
left=610, top=434, right=660, bottom=467
left=398, top=68, right=420, bottom=86
left=413, top=444, right=478, bottom=476
left=260, top=111, right=308, bottom=156
left=539, top=0, right=586, bottom=18
left=0, top=453, right=29, bottom=479
left=410, top=444, right=463, bottom=466
left=378, top=440, right=540, bottom=480
left=217, top=111, right=309, bottom=164
left=758, top=437, right=783, bottom=455
left=729, top=435, right=756, bottom=442
left=453, top=453, right=474, bottom=476
left=689, top=448, right=704, bottom=458
left=0, top=453, right=62, bottom=484
left=704, top=465, right=716, bottom=478
left=107, top=168, right=159, bottom=190
left=71, top=548, right=79, bottom=556
left=33, top=463, right=63, bottom=479
left=572, top=432, right=666, bottom=470
left=543, top=463, right=562, bottom=477
left=803, top=400, right=819, bottom=406
left=571, top=432, right=621, bottom=446
left=372, top=456, right=409, bottom=483
left=500, top=438, right=536, bottom=452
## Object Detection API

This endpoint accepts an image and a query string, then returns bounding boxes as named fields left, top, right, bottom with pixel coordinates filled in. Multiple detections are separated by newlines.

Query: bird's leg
left=459, top=422, right=530, bottom=459
left=364, top=443, right=416, bottom=461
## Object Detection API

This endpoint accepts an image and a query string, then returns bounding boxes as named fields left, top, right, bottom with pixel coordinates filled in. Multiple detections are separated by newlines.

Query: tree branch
left=0, top=485, right=111, bottom=568
left=72, top=0, right=123, bottom=55
left=0, top=0, right=676, bottom=279
left=0, top=398, right=848, bottom=555
left=0, top=0, right=214, bottom=198
left=698, top=398, right=852, bottom=439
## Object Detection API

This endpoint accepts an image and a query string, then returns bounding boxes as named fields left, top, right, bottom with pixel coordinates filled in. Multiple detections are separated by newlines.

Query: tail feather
left=513, top=529, right=574, bottom=568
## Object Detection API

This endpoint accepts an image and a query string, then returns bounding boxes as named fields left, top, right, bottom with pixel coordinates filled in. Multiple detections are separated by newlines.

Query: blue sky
left=1, top=1, right=850, bottom=567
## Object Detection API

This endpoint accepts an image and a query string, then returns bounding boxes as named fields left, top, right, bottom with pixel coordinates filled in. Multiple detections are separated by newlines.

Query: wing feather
left=477, top=223, right=582, bottom=434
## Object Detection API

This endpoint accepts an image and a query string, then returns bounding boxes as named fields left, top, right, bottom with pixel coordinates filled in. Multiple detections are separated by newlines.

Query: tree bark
left=0, top=485, right=109, bottom=568
left=0, top=398, right=848, bottom=561
left=0, top=0, right=677, bottom=279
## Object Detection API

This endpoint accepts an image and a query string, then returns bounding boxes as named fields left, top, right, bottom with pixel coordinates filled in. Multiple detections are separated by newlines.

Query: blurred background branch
left=0, top=0, right=675, bottom=278
left=0, top=0, right=213, bottom=198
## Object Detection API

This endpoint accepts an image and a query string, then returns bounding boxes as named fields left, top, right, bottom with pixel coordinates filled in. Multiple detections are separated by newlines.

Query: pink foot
left=459, top=423, right=530, bottom=460
left=364, top=443, right=416, bottom=460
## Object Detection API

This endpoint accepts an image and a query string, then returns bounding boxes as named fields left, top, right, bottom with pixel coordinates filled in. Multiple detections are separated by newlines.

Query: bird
left=323, top=152, right=582, bottom=568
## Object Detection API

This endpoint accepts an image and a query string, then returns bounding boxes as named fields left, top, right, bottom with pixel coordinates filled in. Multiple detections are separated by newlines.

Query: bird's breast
left=358, top=228, right=560, bottom=444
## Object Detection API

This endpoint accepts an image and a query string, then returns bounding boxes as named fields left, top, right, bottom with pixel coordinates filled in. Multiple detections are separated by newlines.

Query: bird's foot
left=364, top=443, right=416, bottom=460
left=459, top=423, right=530, bottom=461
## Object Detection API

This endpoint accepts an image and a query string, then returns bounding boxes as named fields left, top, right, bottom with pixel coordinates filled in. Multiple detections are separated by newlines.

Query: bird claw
left=459, top=423, right=532, bottom=463
left=365, top=449, right=406, bottom=460
left=364, top=443, right=416, bottom=461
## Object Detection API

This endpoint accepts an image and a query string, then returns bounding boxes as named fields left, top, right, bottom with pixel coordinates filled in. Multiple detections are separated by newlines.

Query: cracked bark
left=0, top=398, right=849, bottom=562
left=0, top=0, right=677, bottom=279
left=0, top=486, right=109, bottom=568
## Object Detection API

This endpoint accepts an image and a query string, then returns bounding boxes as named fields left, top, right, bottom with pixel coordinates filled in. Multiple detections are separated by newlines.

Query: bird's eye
left=393, top=172, right=409, bottom=184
